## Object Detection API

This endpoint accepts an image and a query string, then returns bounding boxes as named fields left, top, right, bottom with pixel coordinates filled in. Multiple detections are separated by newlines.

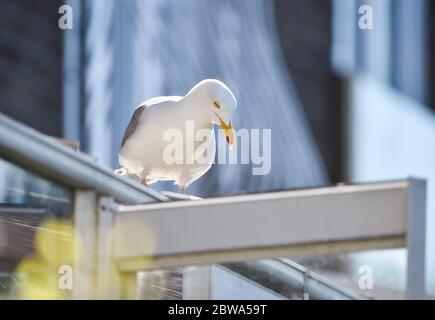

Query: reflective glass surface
left=0, top=158, right=73, bottom=299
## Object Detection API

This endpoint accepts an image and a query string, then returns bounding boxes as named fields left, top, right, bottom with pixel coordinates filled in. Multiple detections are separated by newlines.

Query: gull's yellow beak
left=217, top=115, right=235, bottom=149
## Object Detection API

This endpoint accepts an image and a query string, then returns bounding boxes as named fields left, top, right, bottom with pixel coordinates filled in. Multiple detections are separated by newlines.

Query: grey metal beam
left=113, top=180, right=414, bottom=271
left=406, top=178, right=426, bottom=299
left=0, top=112, right=166, bottom=204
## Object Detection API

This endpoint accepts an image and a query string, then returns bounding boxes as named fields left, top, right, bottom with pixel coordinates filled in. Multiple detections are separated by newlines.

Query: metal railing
left=0, top=113, right=166, bottom=204
left=221, top=259, right=362, bottom=300
left=0, top=112, right=424, bottom=300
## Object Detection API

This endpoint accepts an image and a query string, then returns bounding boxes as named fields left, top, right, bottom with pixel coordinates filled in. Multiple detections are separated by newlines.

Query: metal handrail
left=0, top=112, right=374, bottom=299
left=222, top=259, right=362, bottom=300
left=278, top=258, right=362, bottom=299
left=0, top=112, right=167, bottom=204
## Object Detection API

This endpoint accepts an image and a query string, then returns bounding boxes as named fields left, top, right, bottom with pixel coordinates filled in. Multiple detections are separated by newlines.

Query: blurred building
left=0, top=0, right=63, bottom=136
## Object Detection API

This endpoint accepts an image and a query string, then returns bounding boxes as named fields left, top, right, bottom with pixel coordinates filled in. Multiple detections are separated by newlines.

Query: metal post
left=183, top=266, right=212, bottom=300
left=407, top=178, right=427, bottom=299
left=114, top=180, right=411, bottom=271
left=73, top=190, right=97, bottom=299
left=96, top=197, right=121, bottom=299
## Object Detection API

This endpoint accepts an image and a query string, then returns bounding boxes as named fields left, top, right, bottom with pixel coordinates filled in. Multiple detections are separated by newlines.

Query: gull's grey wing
left=120, top=96, right=182, bottom=148
left=121, top=104, right=147, bottom=147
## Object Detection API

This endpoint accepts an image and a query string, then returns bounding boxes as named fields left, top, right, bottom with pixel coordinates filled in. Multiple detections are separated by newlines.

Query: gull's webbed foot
left=178, top=185, right=185, bottom=194
left=140, top=177, right=148, bottom=187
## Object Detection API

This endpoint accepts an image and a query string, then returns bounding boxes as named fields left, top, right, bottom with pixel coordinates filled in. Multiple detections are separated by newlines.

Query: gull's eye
left=213, top=101, right=221, bottom=109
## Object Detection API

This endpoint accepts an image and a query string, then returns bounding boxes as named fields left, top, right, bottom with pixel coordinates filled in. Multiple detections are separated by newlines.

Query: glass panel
left=290, top=248, right=407, bottom=300
left=0, top=158, right=73, bottom=299
left=132, top=258, right=378, bottom=300
left=132, top=249, right=409, bottom=300
left=135, top=265, right=285, bottom=300
left=211, top=265, right=285, bottom=300
left=137, top=268, right=183, bottom=300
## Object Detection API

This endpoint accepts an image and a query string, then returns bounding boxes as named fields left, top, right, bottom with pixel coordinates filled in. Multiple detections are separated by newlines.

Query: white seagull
left=116, top=79, right=237, bottom=193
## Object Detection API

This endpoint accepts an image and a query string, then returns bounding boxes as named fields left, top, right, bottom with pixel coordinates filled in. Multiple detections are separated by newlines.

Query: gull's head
left=189, top=79, right=237, bottom=147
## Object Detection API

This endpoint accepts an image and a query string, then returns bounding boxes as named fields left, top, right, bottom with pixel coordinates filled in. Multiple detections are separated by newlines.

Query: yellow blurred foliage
left=14, top=216, right=158, bottom=299
left=15, top=218, right=75, bottom=300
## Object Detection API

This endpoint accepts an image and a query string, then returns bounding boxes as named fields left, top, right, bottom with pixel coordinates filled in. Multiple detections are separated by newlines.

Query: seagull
left=116, top=79, right=237, bottom=193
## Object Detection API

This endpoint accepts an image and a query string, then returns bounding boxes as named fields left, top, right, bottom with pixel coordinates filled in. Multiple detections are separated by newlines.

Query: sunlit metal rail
left=112, top=179, right=426, bottom=299
left=0, top=113, right=166, bottom=204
